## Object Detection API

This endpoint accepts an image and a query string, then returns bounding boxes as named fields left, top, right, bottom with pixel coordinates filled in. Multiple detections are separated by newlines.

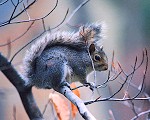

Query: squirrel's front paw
left=84, top=82, right=96, bottom=91
left=59, top=81, right=71, bottom=89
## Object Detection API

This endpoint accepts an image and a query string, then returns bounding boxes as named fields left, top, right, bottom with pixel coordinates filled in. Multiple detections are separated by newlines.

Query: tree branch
left=9, top=0, right=90, bottom=62
left=84, top=49, right=149, bottom=105
left=56, top=85, right=96, bottom=120
left=131, top=109, right=150, bottom=120
left=0, top=53, right=43, bottom=120
left=7, top=0, right=59, bottom=25
left=0, top=21, right=35, bottom=47
left=0, top=0, right=9, bottom=5
left=0, top=0, right=37, bottom=27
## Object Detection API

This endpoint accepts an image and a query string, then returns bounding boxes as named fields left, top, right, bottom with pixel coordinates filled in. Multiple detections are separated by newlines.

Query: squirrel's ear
left=89, top=44, right=95, bottom=54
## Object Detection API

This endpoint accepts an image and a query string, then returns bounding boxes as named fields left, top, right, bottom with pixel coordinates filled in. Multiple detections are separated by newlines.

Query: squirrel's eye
left=94, top=55, right=101, bottom=61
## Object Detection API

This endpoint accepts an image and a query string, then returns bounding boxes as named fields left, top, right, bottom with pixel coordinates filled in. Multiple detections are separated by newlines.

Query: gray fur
left=21, top=23, right=108, bottom=89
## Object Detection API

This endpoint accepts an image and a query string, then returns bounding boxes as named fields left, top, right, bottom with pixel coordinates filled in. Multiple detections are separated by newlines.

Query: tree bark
left=0, top=53, right=43, bottom=120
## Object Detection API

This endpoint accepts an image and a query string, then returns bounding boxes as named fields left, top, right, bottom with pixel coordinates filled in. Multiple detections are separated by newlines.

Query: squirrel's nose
left=103, top=64, right=108, bottom=70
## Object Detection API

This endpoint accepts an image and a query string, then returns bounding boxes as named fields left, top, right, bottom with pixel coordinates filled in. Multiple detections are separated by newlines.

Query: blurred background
left=0, top=0, right=150, bottom=120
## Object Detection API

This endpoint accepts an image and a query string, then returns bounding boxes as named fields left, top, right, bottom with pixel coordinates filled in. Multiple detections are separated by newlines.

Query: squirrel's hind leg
left=48, top=62, right=96, bottom=120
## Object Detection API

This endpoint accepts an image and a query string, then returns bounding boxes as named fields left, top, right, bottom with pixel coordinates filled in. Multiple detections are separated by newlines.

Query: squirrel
left=21, top=22, right=108, bottom=91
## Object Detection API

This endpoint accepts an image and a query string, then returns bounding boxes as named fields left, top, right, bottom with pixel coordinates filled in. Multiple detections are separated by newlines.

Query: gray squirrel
left=21, top=22, right=108, bottom=119
left=21, top=23, right=108, bottom=90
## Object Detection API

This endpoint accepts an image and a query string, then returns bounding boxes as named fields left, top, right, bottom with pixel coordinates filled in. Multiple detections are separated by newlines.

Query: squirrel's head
left=79, top=22, right=108, bottom=71
left=89, top=43, right=108, bottom=71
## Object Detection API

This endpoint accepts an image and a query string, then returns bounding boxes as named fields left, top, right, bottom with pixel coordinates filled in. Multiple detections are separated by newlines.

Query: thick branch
left=56, top=85, right=96, bottom=120
left=0, top=53, right=43, bottom=120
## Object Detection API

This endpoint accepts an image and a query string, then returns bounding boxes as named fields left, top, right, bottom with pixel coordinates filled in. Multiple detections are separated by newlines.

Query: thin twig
left=23, top=2, right=31, bottom=20
left=111, top=50, right=115, bottom=71
left=10, top=0, right=90, bottom=62
left=52, top=0, right=90, bottom=31
left=50, top=8, right=69, bottom=30
left=0, top=0, right=37, bottom=27
left=124, top=56, right=137, bottom=96
left=97, top=70, right=122, bottom=89
left=0, top=0, right=9, bottom=5
left=0, top=21, right=35, bottom=47
left=10, top=30, right=45, bottom=63
left=112, top=49, right=148, bottom=97
left=42, top=99, right=50, bottom=115
left=85, top=49, right=149, bottom=105
left=9, top=9, right=69, bottom=62
left=84, top=97, right=150, bottom=105
left=6, top=39, right=11, bottom=60
left=9, top=0, right=20, bottom=23
left=42, top=18, right=46, bottom=32
left=13, top=105, right=16, bottom=120
left=130, top=49, right=148, bottom=99
left=6, top=0, right=59, bottom=25
left=66, top=0, right=90, bottom=25
left=128, top=94, right=138, bottom=119
left=131, top=109, right=150, bottom=120
left=10, top=0, right=15, bottom=7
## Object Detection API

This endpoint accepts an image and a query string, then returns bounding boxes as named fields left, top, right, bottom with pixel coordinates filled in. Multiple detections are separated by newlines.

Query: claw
left=84, top=82, right=96, bottom=91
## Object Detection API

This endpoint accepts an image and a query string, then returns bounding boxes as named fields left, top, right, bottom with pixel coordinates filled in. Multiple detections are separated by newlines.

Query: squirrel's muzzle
left=99, top=63, right=108, bottom=71
left=103, top=63, right=108, bottom=70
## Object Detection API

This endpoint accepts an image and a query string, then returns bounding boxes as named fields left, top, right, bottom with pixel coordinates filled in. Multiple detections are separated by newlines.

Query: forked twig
left=10, top=0, right=90, bottom=62
left=84, top=49, right=149, bottom=105
left=0, top=0, right=37, bottom=27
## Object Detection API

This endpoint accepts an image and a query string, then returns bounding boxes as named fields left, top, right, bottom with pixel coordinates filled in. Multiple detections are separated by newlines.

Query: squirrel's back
left=21, top=23, right=107, bottom=87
